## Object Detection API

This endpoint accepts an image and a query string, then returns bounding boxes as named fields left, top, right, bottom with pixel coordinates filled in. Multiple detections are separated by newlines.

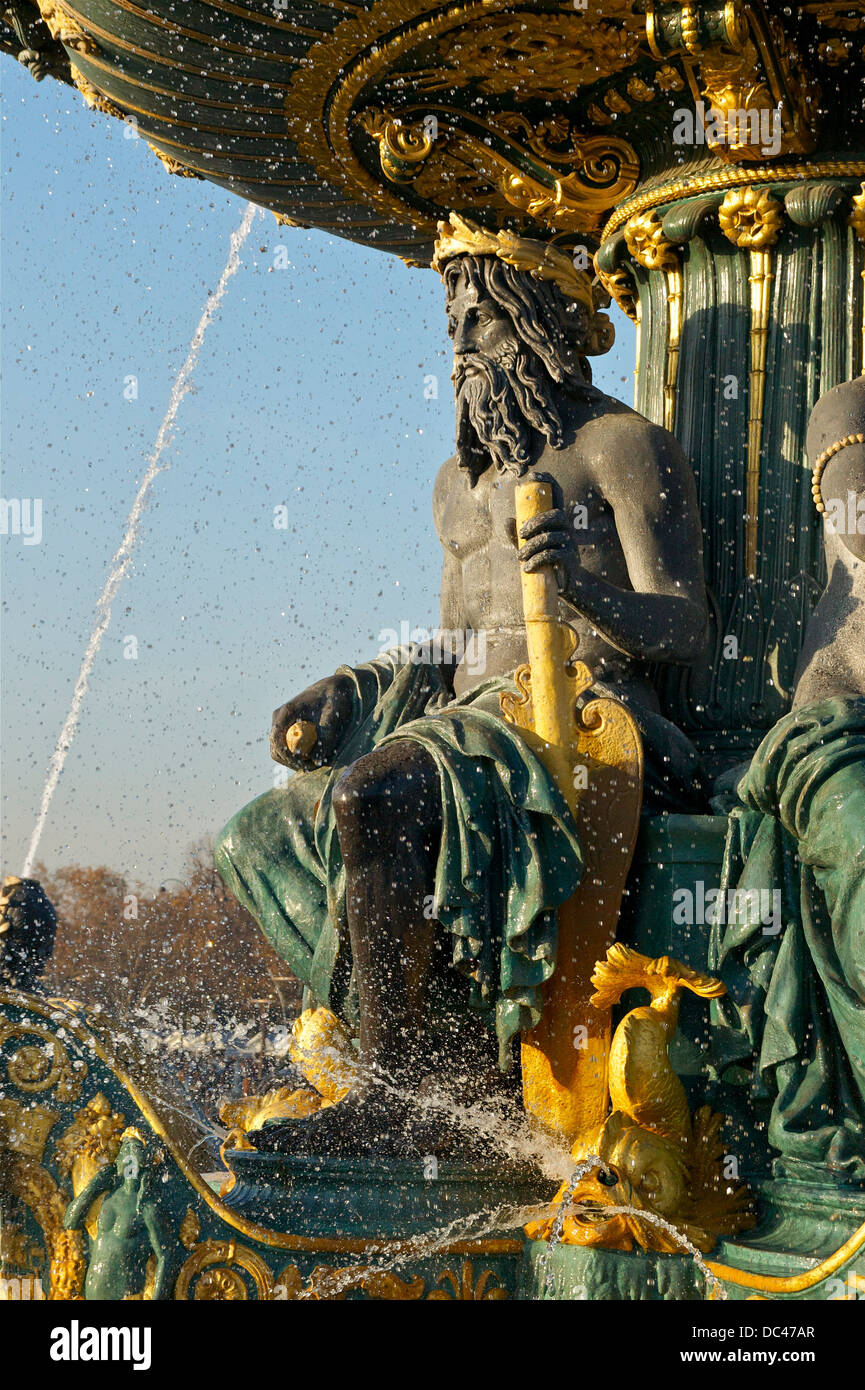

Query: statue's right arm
left=63, top=1165, right=114, bottom=1229
left=270, top=672, right=356, bottom=771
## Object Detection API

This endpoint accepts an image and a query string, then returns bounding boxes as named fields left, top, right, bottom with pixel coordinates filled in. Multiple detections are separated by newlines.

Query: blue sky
left=1, top=64, right=635, bottom=889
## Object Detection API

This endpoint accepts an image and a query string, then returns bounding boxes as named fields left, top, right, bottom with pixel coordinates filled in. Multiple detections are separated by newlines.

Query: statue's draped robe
left=217, top=649, right=705, bottom=1070
left=710, top=696, right=865, bottom=1180
left=216, top=651, right=581, bottom=1067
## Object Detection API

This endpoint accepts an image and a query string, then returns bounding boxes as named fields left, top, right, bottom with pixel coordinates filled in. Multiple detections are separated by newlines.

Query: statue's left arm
left=518, top=422, right=708, bottom=664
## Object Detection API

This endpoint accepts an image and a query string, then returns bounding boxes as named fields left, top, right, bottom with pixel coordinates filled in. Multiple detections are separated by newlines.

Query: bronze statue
left=216, top=217, right=709, bottom=1155
left=63, top=1127, right=172, bottom=1300
left=711, top=376, right=865, bottom=1181
left=0, top=875, right=57, bottom=992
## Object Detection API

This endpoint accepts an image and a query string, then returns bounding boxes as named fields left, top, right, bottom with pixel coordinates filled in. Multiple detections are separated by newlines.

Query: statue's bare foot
left=250, top=1087, right=486, bottom=1160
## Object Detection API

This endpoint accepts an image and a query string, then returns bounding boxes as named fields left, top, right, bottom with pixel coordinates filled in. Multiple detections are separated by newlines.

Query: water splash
left=537, top=1156, right=607, bottom=1297
left=22, top=202, right=259, bottom=876
left=286, top=1035, right=576, bottom=1182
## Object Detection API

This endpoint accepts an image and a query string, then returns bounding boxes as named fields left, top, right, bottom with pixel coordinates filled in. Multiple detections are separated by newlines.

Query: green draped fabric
left=215, top=650, right=583, bottom=1069
left=709, top=696, right=865, bottom=1181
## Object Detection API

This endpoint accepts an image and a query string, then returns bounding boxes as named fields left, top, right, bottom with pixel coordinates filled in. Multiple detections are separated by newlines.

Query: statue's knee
left=332, top=756, right=386, bottom=830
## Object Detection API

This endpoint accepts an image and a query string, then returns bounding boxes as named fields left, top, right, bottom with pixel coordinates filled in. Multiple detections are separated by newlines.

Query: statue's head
left=116, top=1126, right=148, bottom=1182
left=0, top=876, right=43, bottom=935
left=433, top=214, right=613, bottom=480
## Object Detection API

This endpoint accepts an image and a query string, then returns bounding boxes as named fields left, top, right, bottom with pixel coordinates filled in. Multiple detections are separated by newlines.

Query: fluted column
left=597, top=176, right=865, bottom=763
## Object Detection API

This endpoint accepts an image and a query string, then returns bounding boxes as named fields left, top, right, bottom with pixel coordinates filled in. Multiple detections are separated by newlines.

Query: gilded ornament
left=622, top=212, right=681, bottom=427
left=426, top=1261, right=507, bottom=1300
left=35, top=0, right=97, bottom=55
left=805, top=2, right=865, bottom=32
left=54, top=1092, right=127, bottom=1241
left=179, top=1208, right=201, bottom=1250
left=146, top=144, right=203, bottom=179
left=593, top=258, right=639, bottom=324
left=9, top=1155, right=86, bottom=1299
left=68, top=64, right=126, bottom=121
left=645, top=0, right=818, bottom=160
left=811, top=433, right=865, bottom=513
left=718, top=186, right=784, bottom=249
left=0, top=1097, right=59, bottom=1161
left=432, top=8, right=644, bottom=100
left=175, top=1240, right=274, bottom=1300
left=1, top=1017, right=85, bottom=1101
left=602, top=161, right=865, bottom=241
left=359, top=109, right=434, bottom=185
left=624, top=210, right=679, bottom=271
left=527, top=945, right=753, bottom=1254
left=287, top=0, right=640, bottom=243
left=850, top=182, right=865, bottom=239
left=433, top=213, right=598, bottom=314
left=717, top=188, right=782, bottom=574
left=274, top=1262, right=425, bottom=1300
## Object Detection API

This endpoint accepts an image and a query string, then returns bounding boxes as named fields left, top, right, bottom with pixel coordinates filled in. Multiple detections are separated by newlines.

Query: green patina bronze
left=63, top=1132, right=172, bottom=1301
left=3, top=0, right=865, bottom=1300
left=215, top=652, right=583, bottom=1070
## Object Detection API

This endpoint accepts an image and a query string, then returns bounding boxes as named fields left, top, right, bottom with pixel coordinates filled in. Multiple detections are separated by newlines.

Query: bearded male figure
left=215, top=216, right=709, bottom=1155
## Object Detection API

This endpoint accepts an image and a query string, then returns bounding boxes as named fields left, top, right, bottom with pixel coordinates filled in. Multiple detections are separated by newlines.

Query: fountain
left=2, top=1, right=865, bottom=1304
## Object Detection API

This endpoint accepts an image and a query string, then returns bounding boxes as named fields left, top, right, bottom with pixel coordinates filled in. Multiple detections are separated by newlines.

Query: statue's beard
left=453, top=351, right=565, bottom=482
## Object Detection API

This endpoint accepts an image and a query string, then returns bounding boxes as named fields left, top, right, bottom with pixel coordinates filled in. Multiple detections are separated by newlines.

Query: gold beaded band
left=811, top=433, right=865, bottom=514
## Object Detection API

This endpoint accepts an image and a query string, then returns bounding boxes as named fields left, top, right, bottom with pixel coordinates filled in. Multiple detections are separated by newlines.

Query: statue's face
left=446, top=275, right=520, bottom=370
left=444, top=257, right=567, bottom=479
left=116, top=1139, right=146, bottom=1181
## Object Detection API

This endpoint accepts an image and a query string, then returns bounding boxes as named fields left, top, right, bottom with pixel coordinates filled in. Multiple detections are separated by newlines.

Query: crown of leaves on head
left=432, top=213, right=598, bottom=314
left=119, top=1125, right=147, bottom=1145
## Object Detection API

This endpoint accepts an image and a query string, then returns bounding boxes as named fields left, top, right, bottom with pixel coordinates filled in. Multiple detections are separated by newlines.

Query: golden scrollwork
left=274, top=1263, right=425, bottom=1300
left=426, top=1260, right=507, bottom=1300
left=287, top=0, right=640, bottom=243
left=431, top=7, right=645, bottom=100
left=0, top=1018, right=85, bottom=1102
left=175, top=1240, right=275, bottom=1301
left=356, top=102, right=639, bottom=240
left=7, top=1155, right=86, bottom=1300
left=359, top=109, right=435, bottom=185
